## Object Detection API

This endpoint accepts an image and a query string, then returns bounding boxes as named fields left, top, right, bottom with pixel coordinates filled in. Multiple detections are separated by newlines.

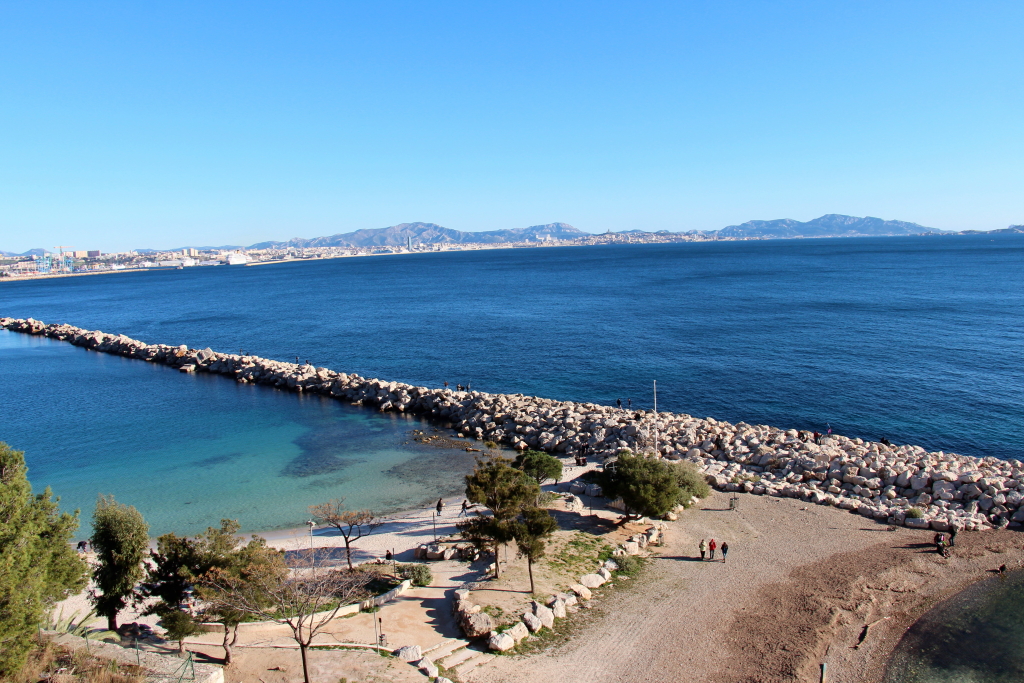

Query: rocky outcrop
left=3, top=316, right=1021, bottom=533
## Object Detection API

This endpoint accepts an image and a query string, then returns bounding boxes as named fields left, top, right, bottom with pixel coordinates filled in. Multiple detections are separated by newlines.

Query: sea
left=1, top=235, right=1022, bottom=539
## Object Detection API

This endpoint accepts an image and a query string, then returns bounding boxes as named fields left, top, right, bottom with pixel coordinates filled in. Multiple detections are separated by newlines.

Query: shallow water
left=884, top=570, right=1024, bottom=683
left=0, top=330, right=481, bottom=537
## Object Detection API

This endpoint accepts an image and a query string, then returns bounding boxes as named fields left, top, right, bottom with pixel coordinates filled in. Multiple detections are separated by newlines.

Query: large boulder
left=522, top=612, right=543, bottom=633
left=532, top=602, right=555, bottom=628
left=579, top=573, right=606, bottom=588
left=394, top=645, right=422, bottom=661
left=417, top=657, right=438, bottom=678
left=570, top=583, right=592, bottom=600
left=507, top=622, right=530, bottom=642
left=458, top=611, right=495, bottom=638
left=488, top=632, right=516, bottom=652
left=550, top=598, right=567, bottom=619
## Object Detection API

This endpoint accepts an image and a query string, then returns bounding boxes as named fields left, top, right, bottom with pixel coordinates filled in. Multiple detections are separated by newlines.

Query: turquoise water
left=0, top=330, right=480, bottom=538
left=884, top=570, right=1024, bottom=682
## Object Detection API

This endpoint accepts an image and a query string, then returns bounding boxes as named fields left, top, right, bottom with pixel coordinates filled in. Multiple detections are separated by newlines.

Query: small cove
left=0, top=329, right=482, bottom=538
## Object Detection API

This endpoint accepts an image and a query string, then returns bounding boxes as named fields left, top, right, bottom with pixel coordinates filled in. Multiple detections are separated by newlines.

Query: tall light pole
left=653, top=380, right=659, bottom=456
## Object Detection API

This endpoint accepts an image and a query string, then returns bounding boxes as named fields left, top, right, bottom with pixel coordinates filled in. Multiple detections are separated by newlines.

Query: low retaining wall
left=197, top=579, right=411, bottom=634
left=4, top=317, right=1021, bottom=533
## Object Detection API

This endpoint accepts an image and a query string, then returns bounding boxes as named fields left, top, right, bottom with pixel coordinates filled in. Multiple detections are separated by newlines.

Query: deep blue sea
left=2, top=235, right=1023, bottom=536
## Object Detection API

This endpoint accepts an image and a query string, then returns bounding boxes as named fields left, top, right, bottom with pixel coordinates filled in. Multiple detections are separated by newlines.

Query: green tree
left=194, top=530, right=278, bottom=666
left=90, top=494, right=149, bottom=631
left=511, top=507, right=559, bottom=594
left=160, top=609, right=202, bottom=655
left=601, top=453, right=681, bottom=519
left=143, top=519, right=243, bottom=612
left=0, top=442, right=88, bottom=677
left=458, top=456, right=539, bottom=578
left=513, top=450, right=563, bottom=486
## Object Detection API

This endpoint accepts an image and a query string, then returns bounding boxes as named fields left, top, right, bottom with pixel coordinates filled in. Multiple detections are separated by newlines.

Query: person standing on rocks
left=699, top=539, right=707, bottom=561
left=627, top=398, right=632, bottom=409
left=617, top=398, right=622, bottom=409
left=708, top=538, right=717, bottom=561
left=444, top=381, right=449, bottom=390
left=721, top=541, right=729, bottom=562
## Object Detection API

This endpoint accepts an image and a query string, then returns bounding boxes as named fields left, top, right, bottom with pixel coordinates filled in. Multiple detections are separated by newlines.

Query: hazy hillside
left=717, top=214, right=942, bottom=238
left=248, top=222, right=584, bottom=249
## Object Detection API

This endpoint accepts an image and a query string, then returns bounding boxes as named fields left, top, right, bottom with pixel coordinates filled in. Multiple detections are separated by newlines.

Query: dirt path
left=472, top=491, right=1024, bottom=683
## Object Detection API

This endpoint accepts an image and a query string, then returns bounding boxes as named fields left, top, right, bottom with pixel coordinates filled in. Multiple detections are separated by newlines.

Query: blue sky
left=1, top=1, right=1022, bottom=252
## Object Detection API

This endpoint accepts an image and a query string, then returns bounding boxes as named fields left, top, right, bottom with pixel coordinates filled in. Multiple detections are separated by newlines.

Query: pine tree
left=458, top=456, right=539, bottom=577
left=511, top=507, right=559, bottom=594
left=90, top=494, right=149, bottom=631
left=0, top=442, right=87, bottom=677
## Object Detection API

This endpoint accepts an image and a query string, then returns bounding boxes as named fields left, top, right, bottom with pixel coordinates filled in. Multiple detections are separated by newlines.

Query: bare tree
left=309, top=499, right=384, bottom=569
left=198, top=545, right=371, bottom=683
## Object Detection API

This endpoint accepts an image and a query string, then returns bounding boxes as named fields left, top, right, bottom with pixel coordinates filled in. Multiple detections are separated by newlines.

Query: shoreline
left=4, top=316, right=1023, bottom=542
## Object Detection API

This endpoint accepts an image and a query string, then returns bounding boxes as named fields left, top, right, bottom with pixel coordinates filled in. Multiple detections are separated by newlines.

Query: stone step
left=455, top=652, right=496, bottom=677
left=437, top=645, right=477, bottom=668
left=422, top=638, right=461, bottom=657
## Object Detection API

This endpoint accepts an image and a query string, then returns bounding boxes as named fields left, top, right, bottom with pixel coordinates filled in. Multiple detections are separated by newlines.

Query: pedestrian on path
left=721, top=542, right=729, bottom=562
left=699, top=539, right=707, bottom=561
left=459, top=499, right=469, bottom=517
left=436, top=498, right=445, bottom=516
left=708, top=538, right=717, bottom=561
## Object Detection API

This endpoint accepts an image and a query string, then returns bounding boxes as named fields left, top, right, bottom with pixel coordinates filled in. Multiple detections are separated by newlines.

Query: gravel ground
left=472, top=490, right=1024, bottom=683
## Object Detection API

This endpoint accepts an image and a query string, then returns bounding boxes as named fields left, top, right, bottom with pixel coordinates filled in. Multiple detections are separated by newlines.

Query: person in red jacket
left=708, top=538, right=717, bottom=561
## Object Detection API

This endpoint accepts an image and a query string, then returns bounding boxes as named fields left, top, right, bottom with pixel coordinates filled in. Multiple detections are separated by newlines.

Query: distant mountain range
left=4, top=217, right=1022, bottom=257
left=248, top=222, right=585, bottom=249
left=718, top=214, right=941, bottom=238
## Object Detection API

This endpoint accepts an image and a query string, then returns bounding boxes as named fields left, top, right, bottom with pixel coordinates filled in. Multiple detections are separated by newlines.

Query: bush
left=602, top=454, right=680, bottom=518
left=613, top=554, right=644, bottom=576
left=672, top=462, right=711, bottom=504
left=906, top=507, right=925, bottom=519
left=397, top=563, right=432, bottom=587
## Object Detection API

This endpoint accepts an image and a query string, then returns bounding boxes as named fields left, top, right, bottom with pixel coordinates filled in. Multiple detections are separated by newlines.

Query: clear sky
left=1, top=1, right=1021, bottom=253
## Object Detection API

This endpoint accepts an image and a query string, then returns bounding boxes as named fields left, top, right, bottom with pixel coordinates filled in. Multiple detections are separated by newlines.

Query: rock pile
left=4, top=317, right=1020, bottom=533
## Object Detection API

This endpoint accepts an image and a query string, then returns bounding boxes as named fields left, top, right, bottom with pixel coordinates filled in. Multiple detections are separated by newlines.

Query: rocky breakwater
left=3, top=316, right=1021, bottom=533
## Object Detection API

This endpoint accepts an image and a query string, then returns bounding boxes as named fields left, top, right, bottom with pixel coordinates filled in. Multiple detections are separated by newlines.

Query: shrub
left=613, top=554, right=645, bottom=576
left=672, top=462, right=711, bottom=503
left=906, top=507, right=925, bottom=519
left=397, top=563, right=432, bottom=587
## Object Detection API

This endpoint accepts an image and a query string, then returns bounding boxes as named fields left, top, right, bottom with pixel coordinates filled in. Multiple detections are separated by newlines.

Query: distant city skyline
left=1, top=1, right=1022, bottom=253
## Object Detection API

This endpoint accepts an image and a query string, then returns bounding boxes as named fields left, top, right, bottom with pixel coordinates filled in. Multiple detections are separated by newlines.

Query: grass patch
left=612, top=554, right=646, bottom=577
left=548, top=532, right=614, bottom=577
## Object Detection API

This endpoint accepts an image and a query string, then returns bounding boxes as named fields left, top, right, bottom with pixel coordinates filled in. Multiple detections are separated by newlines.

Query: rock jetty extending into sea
left=4, top=316, right=1022, bottom=533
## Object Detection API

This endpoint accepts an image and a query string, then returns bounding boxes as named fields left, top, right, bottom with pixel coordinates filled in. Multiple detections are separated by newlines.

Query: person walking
left=436, top=498, right=445, bottom=516
left=699, top=539, right=708, bottom=561
left=708, top=538, right=717, bottom=561
left=459, top=499, right=469, bottom=517
left=721, top=541, right=729, bottom=562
